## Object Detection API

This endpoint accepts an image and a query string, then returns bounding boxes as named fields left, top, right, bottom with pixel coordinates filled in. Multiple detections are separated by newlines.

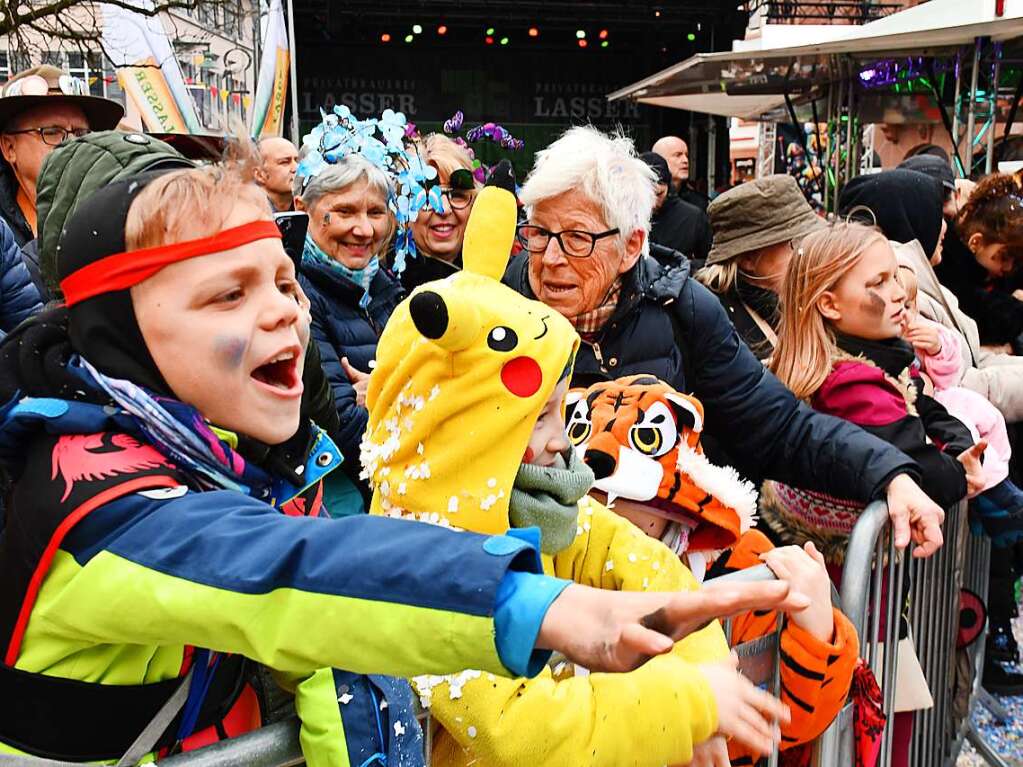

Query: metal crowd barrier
left=10, top=500, right=1001, bottom=767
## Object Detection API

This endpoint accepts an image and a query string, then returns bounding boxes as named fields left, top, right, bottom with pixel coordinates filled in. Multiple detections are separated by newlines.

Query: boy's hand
left=957, top=441, right=988, bottom=498
left=535, top=580, right=811, bottom=674
left=683, top=736, right=730, bottom=767
left=761, top=542, right=834, bottom=642
left=699, top=653, right=788, bottom=756
left=340, top=357, right=371, bottom=408
left=885, top=474, right=944, bottom=558
left=903, top=320, right=941, bottom=355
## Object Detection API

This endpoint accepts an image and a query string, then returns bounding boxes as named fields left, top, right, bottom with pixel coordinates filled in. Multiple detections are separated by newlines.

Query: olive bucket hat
left=706, top=174, right=822, bottom=265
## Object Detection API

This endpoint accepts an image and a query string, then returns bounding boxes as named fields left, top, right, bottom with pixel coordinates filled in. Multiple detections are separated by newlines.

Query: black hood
left=57, top=174, right=171, bottom=395
left=838, top=169, right=945, bottom=259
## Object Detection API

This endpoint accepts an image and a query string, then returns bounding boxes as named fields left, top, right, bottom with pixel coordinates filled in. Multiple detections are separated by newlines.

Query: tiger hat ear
left=664, top=391, right=704, bottom=434
left=564, top=389, right=586, bottom=423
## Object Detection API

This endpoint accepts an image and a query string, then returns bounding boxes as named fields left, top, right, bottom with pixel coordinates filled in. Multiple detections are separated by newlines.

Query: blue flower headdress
left=296, top=105, right=446, bottom=275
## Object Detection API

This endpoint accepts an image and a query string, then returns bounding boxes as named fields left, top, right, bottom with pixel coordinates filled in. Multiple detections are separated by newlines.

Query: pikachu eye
left=487, top=325, right=518, bottom=352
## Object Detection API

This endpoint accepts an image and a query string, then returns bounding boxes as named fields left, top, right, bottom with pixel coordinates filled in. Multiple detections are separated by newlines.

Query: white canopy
left=608, top=0, right=1023, bottom=119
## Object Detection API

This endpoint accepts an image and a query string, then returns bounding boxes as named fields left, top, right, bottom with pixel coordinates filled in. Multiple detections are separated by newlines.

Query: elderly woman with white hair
left=504, top=125, right=948, bottom=559
left=295, top=153, right=403, bottom=487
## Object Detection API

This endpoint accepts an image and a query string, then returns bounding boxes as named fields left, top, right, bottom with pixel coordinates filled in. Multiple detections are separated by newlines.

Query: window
left=67, top=51, right=106, bottom=97
left=0, top=52, right=10, bottom=85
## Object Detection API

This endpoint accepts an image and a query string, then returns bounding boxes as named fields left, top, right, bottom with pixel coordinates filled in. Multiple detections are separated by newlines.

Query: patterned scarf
left=77, top=356, right=274, bottom=498
left=570, top=280, right=621, bottom=339
left=303, top=234, right=380, bottom=309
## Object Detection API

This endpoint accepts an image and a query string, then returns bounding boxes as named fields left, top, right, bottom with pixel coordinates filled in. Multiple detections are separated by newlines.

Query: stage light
left=437, top=24, right=448, bottom=34
left=601, top=40, right=609, bottom=48
left=412, top=24, right=423, bottom=34
left=578, top=38, right=588, bottom=48
left=598, top=29, right=608, bottom=39
left=381, top=33, right=391, bottom=42
left=405, top=34, right=414, bottom=42
left=687, top=32, right=696, bottom=41
left=528, top=26, right=539, bottom=37
left=655, top=9, right=661, bottom=17
left=500, top=36, right=509, bottom=45
left=576, top=29, right=586, bottom=39
left=485, top=35, right=495, bottom=44
left=486, top=26, right=495, bottom=35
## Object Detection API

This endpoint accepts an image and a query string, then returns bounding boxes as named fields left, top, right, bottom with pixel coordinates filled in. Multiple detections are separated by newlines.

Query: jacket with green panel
left=0, top=321, right=564, bottom=765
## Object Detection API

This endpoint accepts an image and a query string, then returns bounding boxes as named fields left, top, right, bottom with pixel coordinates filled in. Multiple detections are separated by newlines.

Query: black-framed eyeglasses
left=4, top=126, right=90, bottom=146
left=516, top=224, right=621, bottom=259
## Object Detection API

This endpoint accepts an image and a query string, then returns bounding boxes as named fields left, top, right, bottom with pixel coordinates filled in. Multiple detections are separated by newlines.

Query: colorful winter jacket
left=362, top=186, right=729, bottom=767
left=0, top=321, right=564, bottom=765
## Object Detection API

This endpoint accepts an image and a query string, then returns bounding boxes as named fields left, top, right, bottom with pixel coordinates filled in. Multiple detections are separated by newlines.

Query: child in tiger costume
left=361, top=177, right=802, bottom=766
left=571, top=375, right=860, bottom=766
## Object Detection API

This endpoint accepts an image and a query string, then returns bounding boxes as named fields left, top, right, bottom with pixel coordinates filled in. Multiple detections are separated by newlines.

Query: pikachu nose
left=584, top=449, right=616, bottom=480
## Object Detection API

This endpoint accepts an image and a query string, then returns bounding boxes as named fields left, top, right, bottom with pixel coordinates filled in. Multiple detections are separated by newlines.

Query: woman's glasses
left=516, top=224, right=621, bottom=259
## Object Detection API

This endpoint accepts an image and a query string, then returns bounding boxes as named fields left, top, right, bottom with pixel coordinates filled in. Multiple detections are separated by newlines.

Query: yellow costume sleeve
left=422, top=498, right=729, bottom=767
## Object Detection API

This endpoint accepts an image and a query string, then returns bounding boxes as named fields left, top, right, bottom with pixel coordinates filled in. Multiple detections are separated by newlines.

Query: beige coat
left=895, top=240, right=1023, bottom=423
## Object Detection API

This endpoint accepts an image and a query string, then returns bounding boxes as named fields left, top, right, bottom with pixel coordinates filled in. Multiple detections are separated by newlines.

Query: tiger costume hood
left=361, top=183, right=579, bottom=536
left=569, top=375, right=758, bottom=556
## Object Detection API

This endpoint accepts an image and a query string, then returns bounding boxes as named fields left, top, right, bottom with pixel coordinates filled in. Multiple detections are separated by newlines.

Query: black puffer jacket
left=504, top=253, right=918, bottom=499
left=300, top=259, right=405, bottom=468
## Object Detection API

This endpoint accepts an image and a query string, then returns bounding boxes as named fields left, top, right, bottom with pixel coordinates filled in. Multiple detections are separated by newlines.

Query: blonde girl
left=762, top=221, right=985, bottom=767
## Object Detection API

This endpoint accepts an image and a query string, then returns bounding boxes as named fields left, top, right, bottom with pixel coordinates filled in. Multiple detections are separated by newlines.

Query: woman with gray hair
left=504, top=125, right=948, bottom=562
left=294, top=153, right=403, bottom=485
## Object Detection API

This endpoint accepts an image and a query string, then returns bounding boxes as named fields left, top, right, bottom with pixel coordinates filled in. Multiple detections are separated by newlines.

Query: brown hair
left=126, top=138, right=271, bottom=250
left=956, top=173, right=1023, bottom=257
left=770, top=222, right=888, bottom=400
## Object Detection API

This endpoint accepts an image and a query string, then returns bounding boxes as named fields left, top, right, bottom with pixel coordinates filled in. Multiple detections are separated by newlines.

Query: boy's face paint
left=524, top=378, right=570, bottom=468
left=214, top=336, right=248, bottom=369
left=824, top=240, right=907, bottom=341
left=131, top=202, right=311, bottom=445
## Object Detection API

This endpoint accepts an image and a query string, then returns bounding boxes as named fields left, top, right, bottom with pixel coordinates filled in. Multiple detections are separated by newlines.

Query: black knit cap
left=57, top=173, right=172, bottom=394
left=640, top=151, right=672, bottom=187
left=838, top=169, right=945, bottom=259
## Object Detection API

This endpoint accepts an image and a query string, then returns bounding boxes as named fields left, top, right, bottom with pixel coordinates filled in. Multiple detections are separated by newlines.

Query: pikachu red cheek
left=501, top=356, right=543, bottom=397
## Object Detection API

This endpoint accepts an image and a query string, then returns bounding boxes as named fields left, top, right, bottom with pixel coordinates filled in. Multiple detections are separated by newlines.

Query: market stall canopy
left=608, top=0, right=1023, bottom=120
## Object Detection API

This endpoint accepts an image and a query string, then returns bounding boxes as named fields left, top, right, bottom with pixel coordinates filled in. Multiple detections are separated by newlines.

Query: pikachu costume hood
left=362, top=184, right=580, bottom=536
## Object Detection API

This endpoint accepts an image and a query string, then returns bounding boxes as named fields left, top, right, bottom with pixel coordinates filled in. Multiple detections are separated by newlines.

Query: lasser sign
left=297, top=45, right=653, bottom=129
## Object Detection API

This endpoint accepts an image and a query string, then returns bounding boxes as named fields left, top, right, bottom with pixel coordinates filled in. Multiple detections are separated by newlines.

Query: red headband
left=60, top=220, right=283, bottom=308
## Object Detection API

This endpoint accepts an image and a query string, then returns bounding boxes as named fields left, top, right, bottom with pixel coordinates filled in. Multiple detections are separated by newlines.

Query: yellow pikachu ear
left=408, top=286, right=481, bottom=352
left=462, top=186, right=518, bottom=281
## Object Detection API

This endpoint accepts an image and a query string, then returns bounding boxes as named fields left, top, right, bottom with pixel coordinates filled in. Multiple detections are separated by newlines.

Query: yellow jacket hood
left=363, top=186, right=579, bottom=535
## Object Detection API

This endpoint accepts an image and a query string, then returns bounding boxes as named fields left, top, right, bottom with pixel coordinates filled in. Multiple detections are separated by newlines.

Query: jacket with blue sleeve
left=0, top=217, right=41, bottom=333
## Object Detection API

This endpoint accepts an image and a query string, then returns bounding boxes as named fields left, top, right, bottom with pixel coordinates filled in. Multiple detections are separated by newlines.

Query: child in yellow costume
left=361, top=177, right=791, bottom=767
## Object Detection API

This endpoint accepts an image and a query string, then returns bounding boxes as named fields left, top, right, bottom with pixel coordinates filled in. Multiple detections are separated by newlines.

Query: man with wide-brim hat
left=695, top=174, right=823, bottom=360
left=0, top=64, right=123, bottom=246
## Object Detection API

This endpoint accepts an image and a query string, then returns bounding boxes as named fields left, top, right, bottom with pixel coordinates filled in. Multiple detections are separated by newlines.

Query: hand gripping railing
left=709, top=562, right=786, bottom=767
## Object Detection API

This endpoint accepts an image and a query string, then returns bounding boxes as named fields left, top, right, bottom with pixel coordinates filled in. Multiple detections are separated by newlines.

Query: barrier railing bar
left=157, top=719, right=302, bottom=766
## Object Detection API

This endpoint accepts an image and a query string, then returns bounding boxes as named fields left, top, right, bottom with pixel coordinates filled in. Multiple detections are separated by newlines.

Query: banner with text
left=251, top=0, right=290, bottom=137
left=102, top=1, right=201, bottom=133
